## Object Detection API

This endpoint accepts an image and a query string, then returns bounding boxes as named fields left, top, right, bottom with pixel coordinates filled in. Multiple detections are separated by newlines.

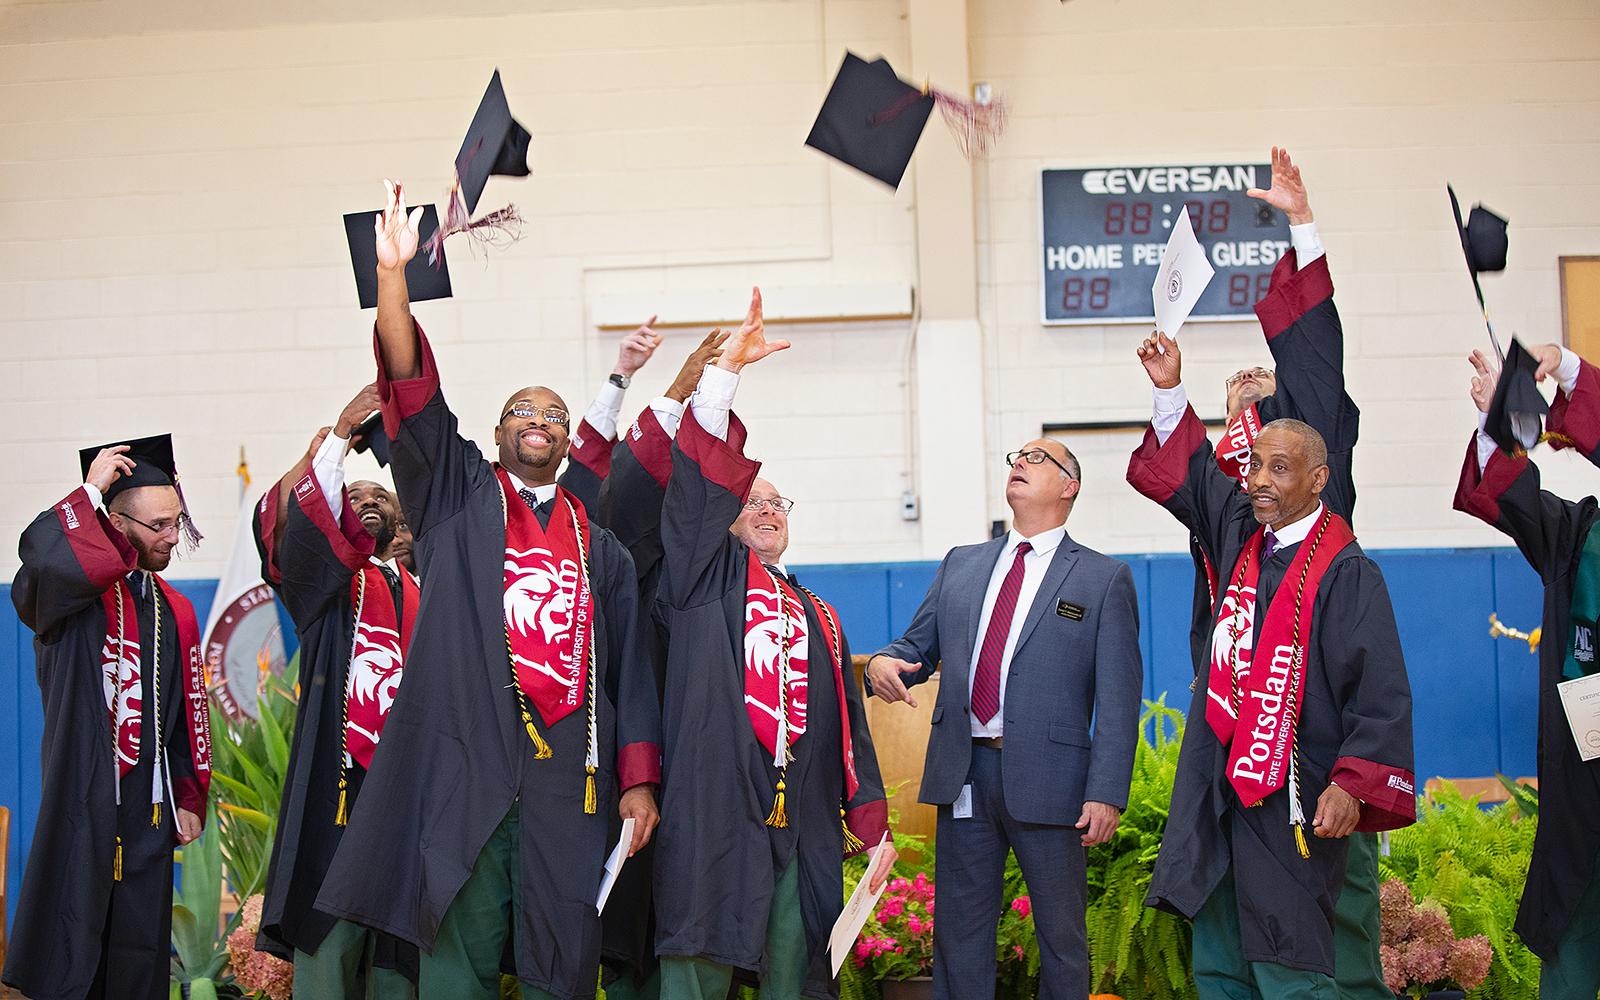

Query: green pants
left=659, top=859, right=805, bottom=1000
left=292, top=918, right=415, bottom=1000
left=1193, top=866, right=1338, bottom=1000
left=420, top=809, right=562, bottom=1000
left=1333, top=833, right=1393, bottom=1000
left=1540, top=851, right=1600, bottom=1000
left=603, top=970, right=662, bottom=1000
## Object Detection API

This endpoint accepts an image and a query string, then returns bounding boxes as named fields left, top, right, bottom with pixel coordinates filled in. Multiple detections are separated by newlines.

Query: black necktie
left=379, top=564, right=403, bottom=614
left=1262, top=530, right=1279, bottom=562
left=519, top=488, right=553, bottom=528
left=126, top=571, right=146, bottom=603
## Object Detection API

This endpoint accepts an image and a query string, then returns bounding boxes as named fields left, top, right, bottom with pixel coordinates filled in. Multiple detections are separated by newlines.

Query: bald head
left=1258, top=418, right=1327, bottom=469
left=494, top=385, right=572, bottom=486
left=1245, top=419, right=1330, bottom=529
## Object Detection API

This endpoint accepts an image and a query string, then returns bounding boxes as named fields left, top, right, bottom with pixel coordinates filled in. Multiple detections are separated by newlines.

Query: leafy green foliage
left=208, top=669, right=299, bottom=903
left=171, top=800, right=234, bottom=989
left=1380, top=782, right=1540, bottom=1000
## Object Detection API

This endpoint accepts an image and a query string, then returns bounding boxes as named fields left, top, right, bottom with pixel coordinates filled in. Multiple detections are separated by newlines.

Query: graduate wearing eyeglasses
left=4, top=434, right=212, bottom=1000
left=652, top=288, right=895, bottom=1000
left=314, top=182, right=662, bottom=1000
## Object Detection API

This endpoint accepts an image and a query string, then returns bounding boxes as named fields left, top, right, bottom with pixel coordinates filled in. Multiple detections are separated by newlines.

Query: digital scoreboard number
left=1040, top=163, right=1292, bottom=325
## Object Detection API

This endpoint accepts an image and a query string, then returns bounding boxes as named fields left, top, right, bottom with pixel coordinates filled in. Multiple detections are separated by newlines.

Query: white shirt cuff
left=648, top=396, right=686, bottom=440
left=312, top=430, right=351, bottom=518
left=82, top=482, right=103, bottom=509
left=1289, top=221, right=1324, bottom=267
left=1152, top=383, right=1189, bottom=446
left=689, top=364, right=740, bottom=442
left=584, top=381, right=626, bottom=441
left=1556, top=347, right=1582, bottom=397
left=1475, top=410, right=1498, bottom=472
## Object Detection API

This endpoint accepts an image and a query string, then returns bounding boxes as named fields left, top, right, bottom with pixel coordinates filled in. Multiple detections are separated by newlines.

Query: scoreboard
left=1040, top=163, right=1292, bottom=325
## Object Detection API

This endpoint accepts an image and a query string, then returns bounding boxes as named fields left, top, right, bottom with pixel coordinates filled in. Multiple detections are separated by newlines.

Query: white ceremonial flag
left=596, top=817, right=636, bottom=914
left=1152, top=208, right=1215, bottom=338
left=201, top=450, right=288, bottom=721
left=828, top=832, right=892, bottom=976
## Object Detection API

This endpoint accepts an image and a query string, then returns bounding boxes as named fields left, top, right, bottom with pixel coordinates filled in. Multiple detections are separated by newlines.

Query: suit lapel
left=1013, top=535, right=1080, bottom=655
left=949, top=536, right=1008, bottom=695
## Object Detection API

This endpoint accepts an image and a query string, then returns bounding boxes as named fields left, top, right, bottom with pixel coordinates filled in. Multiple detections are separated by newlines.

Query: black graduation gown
left=3, top=488, right=202, bottom=1000
left=1127, top=407, right=1414, bottom=976
left=654, top=406, right=889, bottom=999
left=315, top=324, right=661, bottom=1000
left=1184, top=250, right=1360, bottom=674
left=1453, top=435, right=1600, bottom=959
left=250, top=472, right=419, bottom=981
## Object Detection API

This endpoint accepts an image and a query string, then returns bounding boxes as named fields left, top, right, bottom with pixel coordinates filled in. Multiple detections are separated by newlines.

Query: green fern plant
left=1380, top=781, right=1540, bottom=1000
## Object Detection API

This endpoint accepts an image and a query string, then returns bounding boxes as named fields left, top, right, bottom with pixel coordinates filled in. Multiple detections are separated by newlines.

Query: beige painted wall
left=1, top=0, right=1597, bottom=579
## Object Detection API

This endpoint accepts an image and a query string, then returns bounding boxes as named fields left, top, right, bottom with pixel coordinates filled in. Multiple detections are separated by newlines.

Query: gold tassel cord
left=151, top=803, right=163, bottom=827
left=520, top=706, right=555, bottom=759
left=336, top=572, right=365, bottom=826
left=766, top=778, right=789, bottom=829
left=585, top=766, right=598, bottom=815
left=114, top=836, right=123, bottom=882
left=840, top=808, right=865, bottom=853
left=1294, top=823, right=1311, bottom=860
left=335, top=777, right=349, bottom=827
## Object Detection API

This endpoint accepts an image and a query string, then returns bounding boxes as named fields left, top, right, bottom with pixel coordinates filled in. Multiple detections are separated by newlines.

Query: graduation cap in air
left=423, top=69, right=531, bottom=265
left=78, top=433, right=203, bottom=548
left=350, top=413, right=392, bottom=468
left=1485, top=338, right=1551, bottom=455
left=805, top=51, right=1008, bottom=190
left=1448, top=185, right=1510, bottom=359
left=344, top=202, right=453, bottom=309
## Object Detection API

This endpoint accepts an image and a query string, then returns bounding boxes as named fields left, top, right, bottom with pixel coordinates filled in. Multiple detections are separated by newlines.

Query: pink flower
left=1011, top=896, right=1032, bottom=919
left=1402, top=940, right=1447, bottom=986
left=1013, top=945, right=1025, bottom=960
left=1378, top=879, right=1414, bottom=946
left=1446, top=934, right=1493, bottom=991
left=890, top=878, right=911, bottom=892
left=1380, top=944, right=1406, bottom=995
left=880, top=898, right=905, bottom=918
left=1409, top=906, right=1453, bottom=949
left=907, top=915, right=924, bottom=934
left=226, top=896, right=294, bottom=1000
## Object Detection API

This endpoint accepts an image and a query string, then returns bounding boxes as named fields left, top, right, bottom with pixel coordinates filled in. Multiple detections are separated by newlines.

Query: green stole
left=1565, top=524, right=1600, bottom=680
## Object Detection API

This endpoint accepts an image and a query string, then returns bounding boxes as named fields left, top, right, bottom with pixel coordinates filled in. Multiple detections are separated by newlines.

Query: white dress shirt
left=312, top=428, right=352, bottom=517
left=968, top=524, right=1068, bottom=738
left=1262, top=501, right=1324, bottom=558
left=1288, top=220, right=1324, bottom=267
left=505, top=472, right=557, bottom=507
left=1474, top=347, right=1581, bottom=472
left=689, top=364, right=739, bottom=442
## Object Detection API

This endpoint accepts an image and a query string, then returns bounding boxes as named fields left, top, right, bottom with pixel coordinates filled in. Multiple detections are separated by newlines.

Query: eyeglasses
left=118, top=512, right=191, bottom=539
left=500, top=404, right=570, bottom=427
left=742, top=497, right=795, bottom=513
left=1006, top=449, right=1077, bottom=480
left=1225, top=367, right=1274, bottom=388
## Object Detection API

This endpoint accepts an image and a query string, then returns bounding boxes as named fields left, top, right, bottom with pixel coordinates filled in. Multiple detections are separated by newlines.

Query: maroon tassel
left=424, top=184, right=525, bottom=267
left=174, top=480, right=203, bottom=552
left=932, top=87, right=1008, bottom=159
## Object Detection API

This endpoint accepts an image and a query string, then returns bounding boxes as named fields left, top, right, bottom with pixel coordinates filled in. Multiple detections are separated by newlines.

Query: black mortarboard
left=454, top=69, right=533, bottom=216
left=79, top=433, right=202, bottom=546
left=1448, top=185, right=1510, bottom=358
left=350, top=413, right=392, bottom=468
left=1486, top=338, right=1550, bottom=455
left=806, top=52, right=934, bottom=189
left=344, top=203, right=453, bottom=310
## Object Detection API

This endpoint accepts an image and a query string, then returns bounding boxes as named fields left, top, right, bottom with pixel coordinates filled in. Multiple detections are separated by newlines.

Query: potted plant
left=225, top=894, right=294, bottom=999
left=1378, top=879, right=1492, bottom=999
left=850, top=871, right=935, bottom=1000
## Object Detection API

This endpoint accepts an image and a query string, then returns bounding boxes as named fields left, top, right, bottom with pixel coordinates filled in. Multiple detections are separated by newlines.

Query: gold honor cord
left=149, top=575, right=163, bottom=830
left=795, top=583, right=865, bottom=855
left=763, top=565, right=797, bottom=830
left=1283, top=512, right=1333, bottom=861
left=499, top=481, right=554, bottom=760
left=112, top=583, right=126, bottom=881
left=336, top=571, right=365, bottom=827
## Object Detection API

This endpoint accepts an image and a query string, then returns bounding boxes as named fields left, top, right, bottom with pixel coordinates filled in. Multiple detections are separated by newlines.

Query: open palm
left=719, top=287, right=790, bottom=371
left=1246, top=146, right=1310, bottom=223
left=374, top=179, right=424, bottom=270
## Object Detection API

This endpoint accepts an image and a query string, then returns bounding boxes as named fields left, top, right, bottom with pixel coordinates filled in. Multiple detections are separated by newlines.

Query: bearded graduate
left=315, top=182, right=661, bottom=1000
left=653, top=289, right=895, bottom=1000
left=251, top=385, right=420, bottom=997
left=3, top=436, right=212, bottom=1000
left=1179, top=148, right=1388, bottom=999
left=1454, top=346, right=1600, bottom=999
left=1126, top=332, right=1415, bottom=997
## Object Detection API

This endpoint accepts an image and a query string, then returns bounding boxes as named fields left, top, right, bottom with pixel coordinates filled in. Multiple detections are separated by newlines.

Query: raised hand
left=1530, top=343, right=1564, bottom=383
left=86, top=445, right=135, bottom=494
left=616, top=316, right=663, bottom=378
left=1136, top=331, right=1182, bottom=389
left=715, top=287, right=790, bottom=373
left=1246, top=146, right=1312, bottom=225
left=666, top=328, right=731, bottom=403
left=336, top=383, right=382, bottom=439
left=1468, top=350, right=1498, bottom=414
left=374, top=179, right=425, bottom=271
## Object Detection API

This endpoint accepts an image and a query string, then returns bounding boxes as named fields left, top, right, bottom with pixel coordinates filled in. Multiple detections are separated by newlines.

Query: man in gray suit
left=866, top=438, right=1143, bottom=1000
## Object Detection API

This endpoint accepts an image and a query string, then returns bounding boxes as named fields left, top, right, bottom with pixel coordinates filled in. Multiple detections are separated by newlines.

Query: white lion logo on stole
left=743, top=581, right=809, bottom=735
left=1207, top=580, right=1256, bottom=718
left=101, top=636, right=143, bottom=766
left=504, top=547, right=582, bottom=690
left=346, top=621, right=404, bottom=742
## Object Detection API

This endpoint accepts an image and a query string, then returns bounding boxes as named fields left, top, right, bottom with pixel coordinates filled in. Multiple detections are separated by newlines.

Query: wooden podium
left=853, top=657, right=940, bottom=853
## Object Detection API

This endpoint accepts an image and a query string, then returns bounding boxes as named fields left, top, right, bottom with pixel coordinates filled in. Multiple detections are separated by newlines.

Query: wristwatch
left=609, top=373, right=631, bottom=389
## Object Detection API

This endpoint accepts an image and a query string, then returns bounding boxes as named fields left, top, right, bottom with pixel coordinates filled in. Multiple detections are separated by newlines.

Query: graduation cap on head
left=350, top=413, right=392, bottom=468
left=805, top=51, right=1008, bottom=190
left=1485, top=338, right=1551, bottom=455
left=78, top=433, right=203, bottom=549
left=1448, top=185, right=1510, bottom=359
left=344, top=202, right=453, bottom=309
left=424, top=69, right=530, bottom=265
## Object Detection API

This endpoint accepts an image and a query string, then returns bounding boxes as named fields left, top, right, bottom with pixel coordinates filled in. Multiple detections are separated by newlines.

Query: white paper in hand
left=828, top=833, right=892, bottom=977
left=1152, top=208, right=1215, bottom=338
left=596, top=817, right=636, bottom=914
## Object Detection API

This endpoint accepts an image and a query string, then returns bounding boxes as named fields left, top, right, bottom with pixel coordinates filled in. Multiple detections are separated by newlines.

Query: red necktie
left=971, top=541, right=1031, bottom=724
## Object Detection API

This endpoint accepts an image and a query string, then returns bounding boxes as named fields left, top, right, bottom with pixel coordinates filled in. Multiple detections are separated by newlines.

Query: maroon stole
left=495, top=468, right=594, bottom=730
left=1217, top=403, right=1262, bottom=487
left=1208, top=508, right=1353, bottom=842
left=744, top=553, right=860, bottom=824
left=344, top=564, right=419, bottom=770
